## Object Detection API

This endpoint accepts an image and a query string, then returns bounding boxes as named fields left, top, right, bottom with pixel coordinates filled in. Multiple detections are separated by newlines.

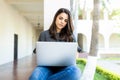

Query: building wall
left=0, top=0, right=35, bottom=65
left=77, top=20, right=120, bottom=55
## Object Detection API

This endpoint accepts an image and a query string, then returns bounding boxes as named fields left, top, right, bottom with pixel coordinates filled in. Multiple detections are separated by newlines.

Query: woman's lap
left=29, top=65, right=81, bottom=80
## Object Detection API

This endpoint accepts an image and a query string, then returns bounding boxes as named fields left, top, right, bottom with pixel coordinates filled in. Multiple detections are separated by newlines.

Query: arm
left=72, top=34, right=82, bottom=53
left=38, top=31, right=46, bottom=41
left=72, top=34, right=82, bottom=59
left=33, top=31, right=46, bottom=54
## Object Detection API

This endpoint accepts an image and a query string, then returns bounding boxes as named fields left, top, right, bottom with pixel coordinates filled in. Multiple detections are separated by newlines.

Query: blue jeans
left=29, top=65, right=81, bottom=80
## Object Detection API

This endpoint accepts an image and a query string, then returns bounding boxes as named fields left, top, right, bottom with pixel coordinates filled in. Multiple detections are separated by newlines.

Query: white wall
left=44, top=0, right=70, bottom=30
left=0, top=0, right=35, bottom=65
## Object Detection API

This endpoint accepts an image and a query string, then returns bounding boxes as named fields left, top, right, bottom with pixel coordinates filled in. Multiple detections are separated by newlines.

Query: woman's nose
left=61, top=20, right=64, bottom=24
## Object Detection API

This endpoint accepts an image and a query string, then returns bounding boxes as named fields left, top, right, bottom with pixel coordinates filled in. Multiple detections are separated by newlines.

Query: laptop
left=36, top=41, right=78, bottom=66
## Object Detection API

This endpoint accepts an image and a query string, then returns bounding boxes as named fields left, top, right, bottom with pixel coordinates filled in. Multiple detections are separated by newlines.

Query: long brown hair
left=49, top=8, right=74, bottom=42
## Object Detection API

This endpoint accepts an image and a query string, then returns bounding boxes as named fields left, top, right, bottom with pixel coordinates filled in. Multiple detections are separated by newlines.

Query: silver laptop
left=36, top=42, right=78, bottom=66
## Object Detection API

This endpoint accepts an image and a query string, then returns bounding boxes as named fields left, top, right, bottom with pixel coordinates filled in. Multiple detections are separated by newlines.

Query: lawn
left=100, top=57, right=120, bottom=60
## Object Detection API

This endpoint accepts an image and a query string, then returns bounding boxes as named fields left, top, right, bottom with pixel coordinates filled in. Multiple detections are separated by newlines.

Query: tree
left=80, top=0, right=100, bottom=80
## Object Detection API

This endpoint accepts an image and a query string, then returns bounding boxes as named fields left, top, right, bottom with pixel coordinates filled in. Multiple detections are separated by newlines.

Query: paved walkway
left=97, top=60, right=120, bottom=75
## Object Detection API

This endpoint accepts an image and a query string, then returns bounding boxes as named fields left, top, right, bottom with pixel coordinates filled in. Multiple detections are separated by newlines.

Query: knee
left=29, top=75, right=38, bottom=80
left=29, top=67, right=41, bottom=80
left=67, top=65, right=81, bottom=71
left=66, top=65, right=82, bottom=79
left=29, top=67, right=52, bottom=80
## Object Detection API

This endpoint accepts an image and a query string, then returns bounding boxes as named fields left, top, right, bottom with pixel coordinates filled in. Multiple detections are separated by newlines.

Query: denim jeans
left=29, top=65, right=81, bottom=80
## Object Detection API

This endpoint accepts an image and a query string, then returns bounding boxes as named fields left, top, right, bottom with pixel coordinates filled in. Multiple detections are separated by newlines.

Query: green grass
left=100, top=57, right=120, bottom=60
left=77, top=63, right=85, bottom=72
left=94, top=73, right=107, bottom=80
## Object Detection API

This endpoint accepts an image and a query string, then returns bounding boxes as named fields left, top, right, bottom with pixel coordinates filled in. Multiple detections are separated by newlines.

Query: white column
left=104, top=36, right=109, bottom=52
left=70, top=0, right=79, bottom=41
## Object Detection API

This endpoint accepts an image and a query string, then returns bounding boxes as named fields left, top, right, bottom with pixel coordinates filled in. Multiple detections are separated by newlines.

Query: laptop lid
left=36, top=42, right=78, bottom=66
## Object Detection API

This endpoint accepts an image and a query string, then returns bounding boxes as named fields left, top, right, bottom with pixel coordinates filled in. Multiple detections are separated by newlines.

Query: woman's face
left=55, top=12, right=68, bottom=33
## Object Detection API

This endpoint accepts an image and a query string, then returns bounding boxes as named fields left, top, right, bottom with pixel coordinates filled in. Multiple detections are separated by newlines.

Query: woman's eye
left=59, top=17, right=63, bottom=20
left=65, top=19, right=68, bottom=22
left=59, top=17, right=68, bottom=23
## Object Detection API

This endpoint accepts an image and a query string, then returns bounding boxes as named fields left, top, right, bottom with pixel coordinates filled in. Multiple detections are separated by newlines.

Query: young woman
left=29, top=8, right=81, bottom=80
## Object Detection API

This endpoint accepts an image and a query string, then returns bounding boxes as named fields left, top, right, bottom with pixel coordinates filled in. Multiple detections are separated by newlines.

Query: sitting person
left=29, top=8, right=81, bottom=80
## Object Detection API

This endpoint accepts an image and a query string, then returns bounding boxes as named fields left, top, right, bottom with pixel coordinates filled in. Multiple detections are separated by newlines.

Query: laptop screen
left=36, top=42, right=78, bottom=66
